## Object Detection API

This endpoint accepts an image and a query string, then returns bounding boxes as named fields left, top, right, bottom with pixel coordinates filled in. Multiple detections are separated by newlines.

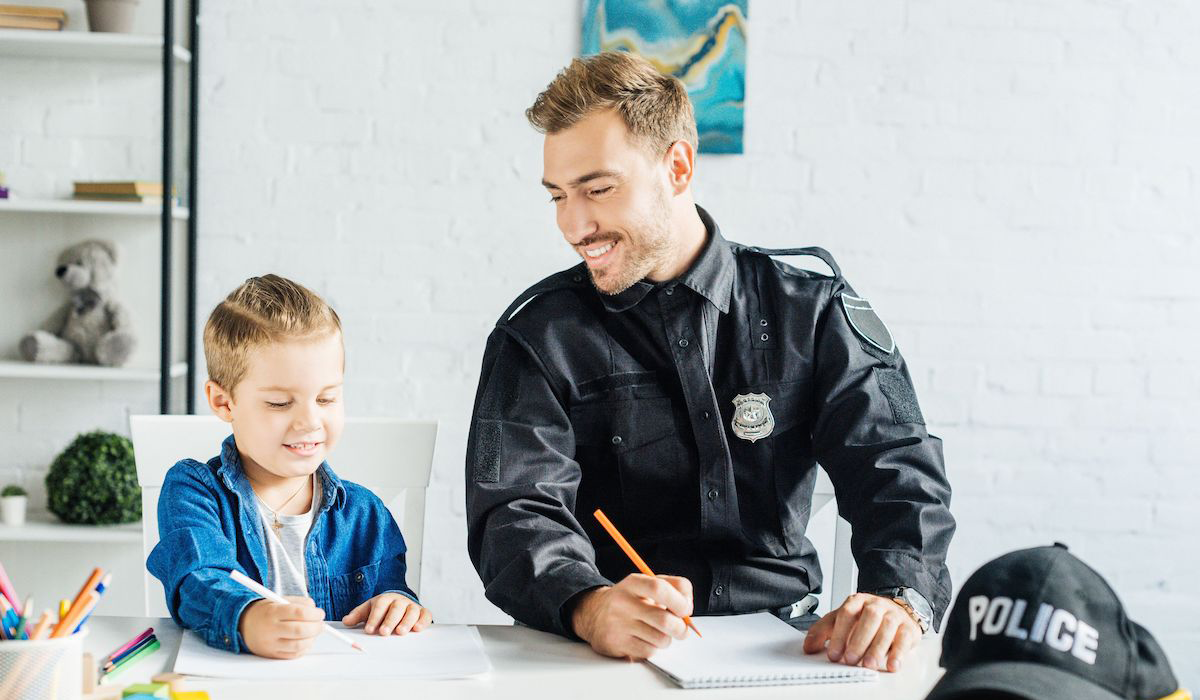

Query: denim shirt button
left=224, top=635, right=231, bottom=646
left=355, top=572, right=364, bottom=583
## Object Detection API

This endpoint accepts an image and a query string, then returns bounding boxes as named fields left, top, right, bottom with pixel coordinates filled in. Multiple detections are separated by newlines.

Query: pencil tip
left=353, top=643, right=364, bottom=652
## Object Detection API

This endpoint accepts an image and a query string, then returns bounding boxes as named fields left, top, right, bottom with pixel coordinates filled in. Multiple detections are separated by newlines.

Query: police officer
left=466, top=51, right=955, bottom=672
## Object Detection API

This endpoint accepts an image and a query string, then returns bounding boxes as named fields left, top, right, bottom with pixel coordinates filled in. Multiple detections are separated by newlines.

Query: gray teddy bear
left=19, top=239, right=137, bottom=367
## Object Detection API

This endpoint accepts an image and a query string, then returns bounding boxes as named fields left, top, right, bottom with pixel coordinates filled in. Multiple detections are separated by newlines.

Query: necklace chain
left=252, top=473, right=314, bottom=532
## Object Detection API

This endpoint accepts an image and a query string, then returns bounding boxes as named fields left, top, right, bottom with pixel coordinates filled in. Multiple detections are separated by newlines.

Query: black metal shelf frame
left=160, top=0, right=199, bottom=413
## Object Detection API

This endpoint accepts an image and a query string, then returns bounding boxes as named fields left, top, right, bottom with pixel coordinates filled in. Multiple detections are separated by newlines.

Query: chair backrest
left=811, top=469, right=855, bottom=612
left=130, top=415, right=437, bottom=618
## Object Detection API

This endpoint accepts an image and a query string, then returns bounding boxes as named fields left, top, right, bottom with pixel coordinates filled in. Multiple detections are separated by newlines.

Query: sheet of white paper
left=174, top=624, right=491, bottom=680
left=647, top=613, right=877, bottom=689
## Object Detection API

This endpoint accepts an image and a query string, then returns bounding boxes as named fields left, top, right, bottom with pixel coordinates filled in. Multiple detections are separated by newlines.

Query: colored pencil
left=28, top=610, right=52, bottom=640
left=229, top=570, right=363, bottom=652
left=50, top=568, right=103, bottom=638
left=50, top=590, right=97, bottom=638
left=74, top=573, right=110, bottom=633
left=58, top=599, right=69, bottom=620
left=101, top=638, right=160, bottom=681
left=15, top=596, right=31, bottom=639
left=104, top=627, right=153, bottom=663
left=104, top=635, right=156, bottom=670
left=593, top=508, right=702, bottom=638
left=0, top=561, right=21, bottom=615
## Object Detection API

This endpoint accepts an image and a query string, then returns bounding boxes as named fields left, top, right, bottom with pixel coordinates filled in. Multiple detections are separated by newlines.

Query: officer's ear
left=663, top=139, right=696, bottom=195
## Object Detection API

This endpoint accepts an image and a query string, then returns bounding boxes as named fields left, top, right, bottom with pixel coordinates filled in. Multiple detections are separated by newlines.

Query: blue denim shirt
left=147, top=434, right=418, bottom=653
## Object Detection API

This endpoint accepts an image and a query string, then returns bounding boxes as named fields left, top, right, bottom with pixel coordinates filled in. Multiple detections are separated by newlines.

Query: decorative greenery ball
left=45, top=431, right=141, bottom=525
left=1, top=484, right=27, bottom=497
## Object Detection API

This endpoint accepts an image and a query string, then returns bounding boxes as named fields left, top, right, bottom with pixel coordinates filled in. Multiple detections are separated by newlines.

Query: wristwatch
left=875, top=587, right=932, bottom=634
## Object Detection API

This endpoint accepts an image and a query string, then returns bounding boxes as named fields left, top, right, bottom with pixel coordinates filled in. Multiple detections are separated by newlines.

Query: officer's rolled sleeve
left=810, top=279, right=956, bottom=627
left=466, top=327, right=611, bottom=637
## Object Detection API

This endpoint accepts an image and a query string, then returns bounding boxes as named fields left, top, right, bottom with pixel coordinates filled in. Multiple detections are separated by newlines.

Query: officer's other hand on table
left=802, top=592, right=923, bottom=673
left=570, top=573, right=694, bottom=661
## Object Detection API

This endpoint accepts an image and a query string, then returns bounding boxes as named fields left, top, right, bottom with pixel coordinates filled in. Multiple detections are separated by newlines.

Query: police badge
left=731, top=393, right=775, bottom=442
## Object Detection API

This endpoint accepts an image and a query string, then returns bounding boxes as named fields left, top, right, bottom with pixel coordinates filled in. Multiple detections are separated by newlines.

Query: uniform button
left=702, top=410, right=711, bottom=420
left=707, top=488, right=719, bottom=501
left=611, top=435, right=623, bottom=446
left=665, top=286, right=674, bottom=295
left=760, top=333, right=769, bottom=342
left=760, top=319, right=768, bottom=326
left=678, top=338, right=689, bottom=348
left=714, top=584, right=724, bottom=596
left=355, top=572, right=364, bottom=583
left=572, top=273, right=582, bottom=283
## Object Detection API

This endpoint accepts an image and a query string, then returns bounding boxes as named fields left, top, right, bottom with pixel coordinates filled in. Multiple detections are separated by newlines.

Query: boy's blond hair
left=203, top=274, right=342, bottom=392
left=526, top=51, right=698, bottom=156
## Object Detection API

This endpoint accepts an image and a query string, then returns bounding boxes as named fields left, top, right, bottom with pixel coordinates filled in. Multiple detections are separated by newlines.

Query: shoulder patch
left=840, top=294, right=895, bottom=354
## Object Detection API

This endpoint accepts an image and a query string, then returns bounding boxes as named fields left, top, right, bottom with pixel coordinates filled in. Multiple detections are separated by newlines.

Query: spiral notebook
left=646, top=612, right=878, bottom=689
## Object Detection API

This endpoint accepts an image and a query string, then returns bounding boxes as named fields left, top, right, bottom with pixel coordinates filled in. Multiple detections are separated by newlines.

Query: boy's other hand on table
left=239, top=595, right=326, bottom=659
left=342, top=593, right=432, bottom=636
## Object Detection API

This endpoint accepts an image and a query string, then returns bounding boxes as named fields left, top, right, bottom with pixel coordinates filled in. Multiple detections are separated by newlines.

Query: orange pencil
left=592, top=509, right=701, bottom=638
left=28, top=610, right=51, bottom=640
left=51, top=591, right=97, bottom=638
left=50, top=567, right=104, bottom=638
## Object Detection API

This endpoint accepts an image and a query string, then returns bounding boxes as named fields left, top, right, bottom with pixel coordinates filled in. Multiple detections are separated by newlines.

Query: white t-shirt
left=254, top=474, right=321, bottom=598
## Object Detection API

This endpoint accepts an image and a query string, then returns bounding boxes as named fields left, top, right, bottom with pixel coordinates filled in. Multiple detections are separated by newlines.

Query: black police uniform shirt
left=465, top=205, right=955, bottom=638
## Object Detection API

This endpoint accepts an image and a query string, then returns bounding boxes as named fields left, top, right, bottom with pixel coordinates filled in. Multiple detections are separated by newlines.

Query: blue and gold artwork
left=582, top=0, right=747, bottom=154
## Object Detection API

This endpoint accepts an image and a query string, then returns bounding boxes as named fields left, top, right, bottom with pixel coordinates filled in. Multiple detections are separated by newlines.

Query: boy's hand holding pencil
left=342, top=593, right=431, bottom=637
left=238, top=595, right=327, bottom=660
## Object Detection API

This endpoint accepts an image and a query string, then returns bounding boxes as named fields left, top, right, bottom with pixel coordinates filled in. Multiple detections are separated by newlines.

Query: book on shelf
left=73, top=193, right=165, bottom=205
left=0, top=4, right=66, bottom=30
left=73, top=181, right=169, bottom=197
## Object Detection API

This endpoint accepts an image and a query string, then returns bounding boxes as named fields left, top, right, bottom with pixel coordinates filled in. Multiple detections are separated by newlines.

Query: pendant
left=272, top=516, right=283, bottom=532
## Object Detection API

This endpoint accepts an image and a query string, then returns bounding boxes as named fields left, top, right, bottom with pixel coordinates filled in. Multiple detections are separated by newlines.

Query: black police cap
left=926, top=543, right=1185, bottom=700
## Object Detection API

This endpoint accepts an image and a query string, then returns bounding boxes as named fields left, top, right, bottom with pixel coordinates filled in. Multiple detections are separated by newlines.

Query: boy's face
left=542, top=109, right=676, bottom=295
left=206, top=332, right=345, bottom=481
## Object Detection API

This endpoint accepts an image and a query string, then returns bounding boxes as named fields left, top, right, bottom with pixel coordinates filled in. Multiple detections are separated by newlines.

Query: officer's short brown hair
left=203, top=274, right=341, bottom=393
left=526, top=51, right=699, bottom=156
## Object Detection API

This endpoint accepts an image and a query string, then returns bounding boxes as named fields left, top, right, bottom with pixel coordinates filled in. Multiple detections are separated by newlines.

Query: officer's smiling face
left=542, top=109, right=677, bottom=295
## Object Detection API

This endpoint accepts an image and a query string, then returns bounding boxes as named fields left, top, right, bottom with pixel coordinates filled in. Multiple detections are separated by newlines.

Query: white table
left=89, top=616, right=945, bottom=699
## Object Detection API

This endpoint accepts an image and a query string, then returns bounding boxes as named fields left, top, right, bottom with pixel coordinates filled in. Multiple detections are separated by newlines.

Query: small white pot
left=1, top=495, right=27, bottom=526
left=84, top=0, right=140, bottom=33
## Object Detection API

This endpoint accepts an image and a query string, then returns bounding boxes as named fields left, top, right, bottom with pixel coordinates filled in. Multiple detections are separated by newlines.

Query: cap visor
left=926, top=660, right=1125, bottom=700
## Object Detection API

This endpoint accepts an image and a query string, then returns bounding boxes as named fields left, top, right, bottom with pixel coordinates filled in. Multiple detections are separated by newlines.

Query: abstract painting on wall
left=582, top=0, right=748, bottom=154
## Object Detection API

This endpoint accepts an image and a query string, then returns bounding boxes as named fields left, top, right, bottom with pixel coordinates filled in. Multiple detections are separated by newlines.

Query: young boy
left=148, top=274, right=431, bottom=659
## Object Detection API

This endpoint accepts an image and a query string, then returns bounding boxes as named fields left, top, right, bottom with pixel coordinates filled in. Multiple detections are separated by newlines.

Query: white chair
left=130, top=415, right=437, bottom=618
left=812, top=469, right=856, bottom=612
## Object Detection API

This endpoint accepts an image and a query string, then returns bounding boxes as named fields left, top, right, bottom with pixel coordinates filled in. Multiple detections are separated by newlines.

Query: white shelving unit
left=0, top=28, right=190, bottom=62
left=0, top=360, right=188, bottom=381
left=0, top=512, right=141, bottom=544
left=0, top=5, right=199, bottom=612
left=0, top=198, right=189, bottom=220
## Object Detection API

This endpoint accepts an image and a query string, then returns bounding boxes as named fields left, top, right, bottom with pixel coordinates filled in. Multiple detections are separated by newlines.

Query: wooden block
left=170, top=693, right=210, bottom=700
left=151, top=673, right=185, bottom=693
left=81, top=652, right=98, bottom=693
left=81, top=687, right=123, bottom=700
left=122, top=682, right=170, bottom=698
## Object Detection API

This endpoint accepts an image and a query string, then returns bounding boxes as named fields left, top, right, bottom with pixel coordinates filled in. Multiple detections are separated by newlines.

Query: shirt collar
left=217, top=433, right=347, bottom=510
left=598, top=204, right=735, bottom=314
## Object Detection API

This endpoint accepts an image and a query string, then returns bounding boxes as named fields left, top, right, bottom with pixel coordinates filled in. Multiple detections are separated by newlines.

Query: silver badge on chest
left=731, top=393, right=775, bottom=442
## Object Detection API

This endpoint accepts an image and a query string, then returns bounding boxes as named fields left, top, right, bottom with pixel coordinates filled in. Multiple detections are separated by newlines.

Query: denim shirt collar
left=216, top=434, right=348, bottom=514
left=598, top=204, right=735, bottom=314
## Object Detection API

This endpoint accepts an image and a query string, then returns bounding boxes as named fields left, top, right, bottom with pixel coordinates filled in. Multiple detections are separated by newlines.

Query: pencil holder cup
left=0, top=630, right=87, bottom=700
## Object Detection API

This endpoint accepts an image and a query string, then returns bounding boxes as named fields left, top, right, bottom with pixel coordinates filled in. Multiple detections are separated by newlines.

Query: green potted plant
left=44, top=431, right=141, bottom=525
left=1, top=484, right=28, bottom=526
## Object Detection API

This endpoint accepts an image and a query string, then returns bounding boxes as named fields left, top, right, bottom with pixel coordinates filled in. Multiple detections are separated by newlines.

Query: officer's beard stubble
left=585, top=183, right=675, bottom=296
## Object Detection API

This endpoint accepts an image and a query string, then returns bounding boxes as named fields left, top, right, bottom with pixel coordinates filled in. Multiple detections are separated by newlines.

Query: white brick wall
left=2, top=0, right=1196, bottom=688
left=194, top=0, right=1200, bottom=688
